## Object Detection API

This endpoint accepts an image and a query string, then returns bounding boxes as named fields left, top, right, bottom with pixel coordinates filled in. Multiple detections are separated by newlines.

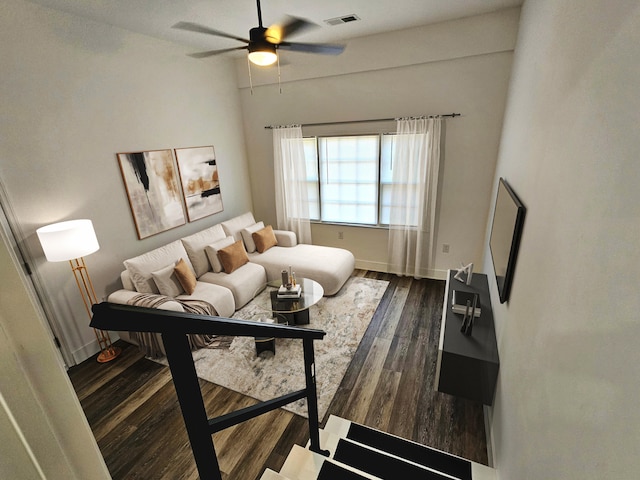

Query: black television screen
left=489, top=178, right=526, bottom=303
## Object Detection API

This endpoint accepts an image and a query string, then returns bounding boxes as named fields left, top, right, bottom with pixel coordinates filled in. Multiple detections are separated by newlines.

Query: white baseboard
left=354, top=260, right=448, bottom=281
left=483, top=405, right=495, bottom=468
left=71, top=333, right=121, bottom=365
left=72, top=340, right=100, bottom=365
left=354, top=259, right=388, bottom=272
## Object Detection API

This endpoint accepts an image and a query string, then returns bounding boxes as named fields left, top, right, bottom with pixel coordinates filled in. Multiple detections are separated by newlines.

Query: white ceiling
left=28, top=0, right=522, bottom=56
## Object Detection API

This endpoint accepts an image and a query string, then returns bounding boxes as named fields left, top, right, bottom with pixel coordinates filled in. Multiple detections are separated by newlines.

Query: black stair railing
left=91, top=302, right=330, bottom=480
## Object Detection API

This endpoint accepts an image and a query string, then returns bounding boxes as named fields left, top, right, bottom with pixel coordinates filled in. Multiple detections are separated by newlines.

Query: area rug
left=167, top=276, right=388, bottom=419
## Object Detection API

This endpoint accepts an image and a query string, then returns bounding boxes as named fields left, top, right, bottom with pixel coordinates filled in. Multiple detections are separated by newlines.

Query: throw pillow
left=205, top=236, right=235, bottom=273
left=221, top=212, right=257, bottom=242
left=151, top=263, right=184, bottom=297
left=252, top=225, right=278, bottom=253
left=217, top=240, right=249, bottom=274
left=123, top=240, right=195, bottom=294
left=174, top=258, right=197, bottom=295
left=181, top=224, right=226, bottom=277
left=240, top=221, right=265, bottom=253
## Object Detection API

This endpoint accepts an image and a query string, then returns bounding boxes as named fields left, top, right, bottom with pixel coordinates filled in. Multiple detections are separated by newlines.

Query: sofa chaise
left=107, top=212, right=355, bottom=354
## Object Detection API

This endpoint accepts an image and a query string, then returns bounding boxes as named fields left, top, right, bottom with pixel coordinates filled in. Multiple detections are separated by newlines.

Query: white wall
left=0, top=0, right=253, bottom=363
left=485, top=1, right=640, bottom=478
left=238, top=9, right=520, bottom=278
left=0, top=224, right=110, bottom=479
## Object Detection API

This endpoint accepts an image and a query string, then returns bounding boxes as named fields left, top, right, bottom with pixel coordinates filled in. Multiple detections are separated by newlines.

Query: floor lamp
left=37, top=219, right=121, bottom=363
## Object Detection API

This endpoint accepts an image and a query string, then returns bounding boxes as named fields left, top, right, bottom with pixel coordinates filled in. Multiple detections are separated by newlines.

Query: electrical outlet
left=442, top=243, right=450, bottom=253
left=338, top=231, right=344, bottom=240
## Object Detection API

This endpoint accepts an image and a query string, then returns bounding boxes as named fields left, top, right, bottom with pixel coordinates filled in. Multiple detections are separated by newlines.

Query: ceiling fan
left=172, top=0, right=345, bottom=66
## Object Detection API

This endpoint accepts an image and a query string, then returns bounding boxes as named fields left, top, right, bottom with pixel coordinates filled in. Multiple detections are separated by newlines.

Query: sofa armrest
left=273, top=230, right=297, bottom=247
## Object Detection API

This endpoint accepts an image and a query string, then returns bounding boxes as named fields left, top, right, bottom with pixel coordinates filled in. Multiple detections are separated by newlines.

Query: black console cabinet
left=435, top=270, right=499, bottom=405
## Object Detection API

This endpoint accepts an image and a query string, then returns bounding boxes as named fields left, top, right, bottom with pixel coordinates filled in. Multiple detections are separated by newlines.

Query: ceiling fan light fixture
left=174, top=1, right=345, bottom=65
left=248, top=42, right=277, bottom=66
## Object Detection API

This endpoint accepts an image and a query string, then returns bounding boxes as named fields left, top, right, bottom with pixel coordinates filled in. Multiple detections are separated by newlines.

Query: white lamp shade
left=37, top=219, right=100, bottom=262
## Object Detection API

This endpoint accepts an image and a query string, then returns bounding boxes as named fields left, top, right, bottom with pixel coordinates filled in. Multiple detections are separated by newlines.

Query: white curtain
left=272, top=125, right=312, bottom=244
left=387, top=117, right=442, bottom=278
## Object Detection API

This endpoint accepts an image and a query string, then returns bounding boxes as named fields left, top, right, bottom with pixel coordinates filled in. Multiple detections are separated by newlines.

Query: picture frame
left=175, top=145, right=224, bottom=222
left=117, top=149, right=186, bottom=239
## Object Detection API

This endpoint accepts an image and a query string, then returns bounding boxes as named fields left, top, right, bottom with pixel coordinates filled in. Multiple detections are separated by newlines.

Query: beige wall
left=0, top=0, right=253, bottom=363
left=486, top=0, right=640, bottom=477
left=238, top=9, right=520, bottom=279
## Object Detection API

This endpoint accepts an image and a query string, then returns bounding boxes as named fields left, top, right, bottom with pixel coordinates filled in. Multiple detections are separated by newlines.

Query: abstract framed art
left=175, top=145, right=224, bottom=222
left=117, top=149, right=186, bottom=239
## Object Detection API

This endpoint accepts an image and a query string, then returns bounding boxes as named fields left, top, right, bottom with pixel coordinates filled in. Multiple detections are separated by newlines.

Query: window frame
left=304, top=132, right=399, bottom=228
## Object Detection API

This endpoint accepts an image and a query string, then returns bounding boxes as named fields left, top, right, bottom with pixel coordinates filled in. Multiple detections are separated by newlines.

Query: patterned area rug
left=174, top=276, right=388, bottom=419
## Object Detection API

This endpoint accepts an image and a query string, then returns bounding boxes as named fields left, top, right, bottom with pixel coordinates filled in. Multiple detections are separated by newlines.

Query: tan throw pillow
left=252, top=225, right=278, bottom=253
left=204, top=236, right=235, bottom=273
left=174, top=258, right=197, bottom=295
left=217, top=240, right=249, bottom=274
left=240, top=221, right=265, bottom=253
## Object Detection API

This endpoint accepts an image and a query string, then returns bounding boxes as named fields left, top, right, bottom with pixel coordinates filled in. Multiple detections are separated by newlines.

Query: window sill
left=310, top=221, right=389, bottom=231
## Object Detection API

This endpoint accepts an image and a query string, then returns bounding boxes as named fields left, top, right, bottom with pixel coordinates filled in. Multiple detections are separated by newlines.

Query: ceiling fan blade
left=172, top=21, right=249, bottom=44
left=188, top=46, right=248, bottom=59
left=266, top=16, right=317, bottom=43
left=278, top=42, right=345, bottom=55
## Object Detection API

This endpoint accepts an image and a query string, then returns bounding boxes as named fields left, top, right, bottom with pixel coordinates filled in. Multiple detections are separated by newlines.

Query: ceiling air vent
left=324, top=14, right=361, bottom=26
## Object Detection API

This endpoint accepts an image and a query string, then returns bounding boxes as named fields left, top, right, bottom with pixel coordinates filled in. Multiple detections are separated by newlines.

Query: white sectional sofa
left=107, top=212, right=355, bottom=351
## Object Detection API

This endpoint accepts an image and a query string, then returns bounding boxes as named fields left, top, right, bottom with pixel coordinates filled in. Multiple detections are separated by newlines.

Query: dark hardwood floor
left=69, top=270, right=488, bottom=479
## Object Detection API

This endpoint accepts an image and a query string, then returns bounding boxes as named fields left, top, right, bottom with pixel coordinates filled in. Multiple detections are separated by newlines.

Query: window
left=304, top=133, right=406, bottom=226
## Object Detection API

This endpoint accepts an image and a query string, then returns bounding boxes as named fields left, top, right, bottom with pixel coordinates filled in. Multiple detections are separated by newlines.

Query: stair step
left=280, top=444, right=380, bottom=480
left=268, top=416, right=497, bottom=480
left=260, top=468, right=291, bottom=480
left=316, top=460, right=372, bottom=480
left=324, top=416, right=470, bottom=479
left=323, top=415, right=496, bottom=480
left=338, top=436, right=457, bottom=479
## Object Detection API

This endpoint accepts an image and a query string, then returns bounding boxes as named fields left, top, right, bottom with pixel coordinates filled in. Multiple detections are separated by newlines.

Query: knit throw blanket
left=126, top=293, right=234, bottom=358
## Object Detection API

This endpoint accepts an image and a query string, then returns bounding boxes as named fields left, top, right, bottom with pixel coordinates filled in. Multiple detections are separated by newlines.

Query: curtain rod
left=264, top=113, right=461, bottom=129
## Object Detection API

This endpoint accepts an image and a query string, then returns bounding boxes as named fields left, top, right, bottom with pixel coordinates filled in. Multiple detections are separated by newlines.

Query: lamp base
left=97, top=346, right=122, bottom=363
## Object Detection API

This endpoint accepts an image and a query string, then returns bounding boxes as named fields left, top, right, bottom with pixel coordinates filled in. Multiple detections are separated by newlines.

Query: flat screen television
left=489, top=178, right=526, bottom=304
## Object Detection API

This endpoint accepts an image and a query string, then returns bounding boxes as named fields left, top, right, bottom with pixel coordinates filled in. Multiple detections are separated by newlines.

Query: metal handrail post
left=303, top=338, right=329, bottom=457
left=162, top=332, right=222, bottom=480
left=90, top=302, right=330, bottom=477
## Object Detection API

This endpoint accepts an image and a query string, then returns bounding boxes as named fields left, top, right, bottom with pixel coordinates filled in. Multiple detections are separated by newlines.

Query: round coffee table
left=250, top=278, right=323, bottom=356
left=266, top=277, right=324, bottom=325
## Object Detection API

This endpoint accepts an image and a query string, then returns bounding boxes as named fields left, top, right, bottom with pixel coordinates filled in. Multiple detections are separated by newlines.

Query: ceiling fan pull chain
left=277, top=54, right=282, bottom=94
left=247, top=56, right=254, bottom=95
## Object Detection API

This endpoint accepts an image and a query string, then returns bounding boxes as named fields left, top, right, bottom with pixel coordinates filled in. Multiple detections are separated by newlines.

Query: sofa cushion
left=218, top=240, right=249, bottom=274
left=273, top=230, right=297, bottom=247
left=249, top=244, right=355, bottom=296
left=175, top=282, right=236, bottom=318
left=181, top=224, right=227, bottom=277
left=174, top=258, right=197, bottom=295
left=221, top=212, right=256, bottom=242
left=124, top=240, right=195, bottom=294
left=120, top=270, right=135, bottom=291
left=200, top=262, right=267, bottom=309
left=151, top=263, right=184, bottom=297
left=240, top=221, right=264, bottom=253
left=205, top=236, right=235, bottom=273
left=253, top=225, right=278, bottom=253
